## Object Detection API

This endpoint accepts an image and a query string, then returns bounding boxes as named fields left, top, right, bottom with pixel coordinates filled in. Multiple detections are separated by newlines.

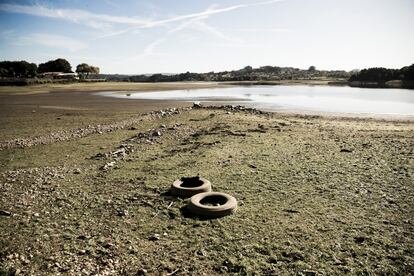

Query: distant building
left=41, top=72, right=79, bottom=80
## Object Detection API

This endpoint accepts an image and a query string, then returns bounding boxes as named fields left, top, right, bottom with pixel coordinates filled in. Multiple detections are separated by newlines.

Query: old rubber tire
left=188, top=192, right=237, bottom=218
left=170, top=177, right=212, bottom=198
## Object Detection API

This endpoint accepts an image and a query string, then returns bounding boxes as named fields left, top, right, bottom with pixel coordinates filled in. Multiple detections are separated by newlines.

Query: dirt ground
left=0, top=85, right=413, bottom=275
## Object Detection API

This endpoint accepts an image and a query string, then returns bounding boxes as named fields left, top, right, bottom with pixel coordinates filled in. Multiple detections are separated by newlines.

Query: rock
left=340, top=148, right=353, bottom=153
left=137, top=268, right=148, bottom=275
left=102, top=242, right=114, bottom=249
left=73, top=168, right=81, bottom=174
left=300, top=270, right=317, bottom=276
left=282, top=251, right=304, bottom=261
left=112, top=148, right=126, bottom=156
left=128, top=126, right=137, bottom=130
left=0, top=210, right=11, bottom=216
left=193, top=102, right=202, bottom=108
left=148, top=234, right=160, bottom=241
left=152, top=131, right=162, bottom=137
left=354, top=236, right=366, bottom=244
left=101, top=161, right=116, bottom=171
left=117, top=209, right=129, bottom=217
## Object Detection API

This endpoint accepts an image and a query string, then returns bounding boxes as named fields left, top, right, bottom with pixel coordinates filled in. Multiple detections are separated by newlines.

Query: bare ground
left=0, top=87, right=413, bottom=275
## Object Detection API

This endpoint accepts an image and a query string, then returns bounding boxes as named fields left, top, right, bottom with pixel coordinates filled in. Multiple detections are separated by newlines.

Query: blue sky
left=0, top=0, right=413, bottom=74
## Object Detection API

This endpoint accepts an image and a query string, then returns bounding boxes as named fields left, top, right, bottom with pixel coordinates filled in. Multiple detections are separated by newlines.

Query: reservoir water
left=99, top=85, right=414, bottom=117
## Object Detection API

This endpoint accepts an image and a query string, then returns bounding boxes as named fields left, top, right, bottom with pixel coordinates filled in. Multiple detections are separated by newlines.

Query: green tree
left=0, top=67, right=8, bottom=77
left=0, top=61, right=37, bottom=77
left=76, top=63, right=100, bottom=78
left=308, top=66, right=316, bottom=71
left=38, top=58, right=72, bottom=73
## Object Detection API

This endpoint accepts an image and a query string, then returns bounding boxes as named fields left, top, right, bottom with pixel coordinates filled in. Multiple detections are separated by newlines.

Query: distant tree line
left=103, top=65, right=351, bottom=83
left=0, top=58, right=99, bottom=79
left=0, top=61, right=37, bottom=78
left=349, top=64, right=414, bottom=82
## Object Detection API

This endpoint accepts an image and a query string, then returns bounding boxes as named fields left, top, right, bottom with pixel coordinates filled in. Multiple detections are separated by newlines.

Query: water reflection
left=100, top=85, right=414, bottom=116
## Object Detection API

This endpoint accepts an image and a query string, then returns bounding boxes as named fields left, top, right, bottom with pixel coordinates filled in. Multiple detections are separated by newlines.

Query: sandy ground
left=0, top=83, right=413, bottom=275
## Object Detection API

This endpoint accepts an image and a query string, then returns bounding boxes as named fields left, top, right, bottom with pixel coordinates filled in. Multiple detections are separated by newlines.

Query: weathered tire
left=170, top=177, right=212, bottom=198
left=188, top=192, right=237, bottom=218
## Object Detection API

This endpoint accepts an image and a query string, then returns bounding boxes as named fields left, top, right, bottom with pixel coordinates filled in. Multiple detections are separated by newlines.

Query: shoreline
left=96, top=86, right=414, bottom=122
left=0, top=79, right=352, bottom=95
left=1, top=102, right=413, bottom=149
left=1, top=82, right=413, bottom=142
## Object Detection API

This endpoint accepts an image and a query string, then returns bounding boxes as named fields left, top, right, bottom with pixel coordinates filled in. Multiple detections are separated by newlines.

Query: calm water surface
left=100, top=85, right=414, bottom=117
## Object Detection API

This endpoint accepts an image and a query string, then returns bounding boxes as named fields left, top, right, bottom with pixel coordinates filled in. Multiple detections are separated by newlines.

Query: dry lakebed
left=0, top=83, right=413, bottom=275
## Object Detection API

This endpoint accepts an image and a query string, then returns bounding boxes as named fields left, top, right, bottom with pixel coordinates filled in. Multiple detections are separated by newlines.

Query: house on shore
left=41, top=72, right=79, bottom=80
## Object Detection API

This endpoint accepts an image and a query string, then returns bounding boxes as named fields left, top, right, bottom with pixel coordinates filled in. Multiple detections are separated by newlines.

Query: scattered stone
left=283, top=209, right=300, bottom=214
left=117, top=209, right=129, bottom=217
left=137, top=268, right=148, bottom=275
left=333, top=256, right=343, bottom=265
left=128, top=126, right=137, bottom=130
left=282, top=251, right=304, bottom=261
left=102, top=242, right=114, bottom=249
left=152, top=130, right=162, bottom=137
left=354, top=236, right=366, bottom=244
left=193, top=102, right=202, bottom=108
left=149, top=234, right=160, bottom=241
left=111, top=148, right=127, bottom=158
left=0, top=210, right=11, bottom=216
left=77, top=235, right=89, bottom=240
left=101, top=161, right=116, bottom=171
left=300, top=270, right=317, bottom=276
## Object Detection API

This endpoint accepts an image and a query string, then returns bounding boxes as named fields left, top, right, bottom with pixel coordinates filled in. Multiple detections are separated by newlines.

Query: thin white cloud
left=0, top=3, right=149, bottom=30
left=168, top=15, right=233, bottom=41
left=127, top=38, right=170, bottom=62
left=0, top=1, right=284, bottom=38
left=234, top=27, right=292, bottom=33
left=126, top=1, right=285, bottom=63
left=16, top=33, right=87, bottom=52
left=143, top=38, right=166, bottom=56
left=99, top=0, right=285, bottom=38
left=130, top=16, right=233, bottom=62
